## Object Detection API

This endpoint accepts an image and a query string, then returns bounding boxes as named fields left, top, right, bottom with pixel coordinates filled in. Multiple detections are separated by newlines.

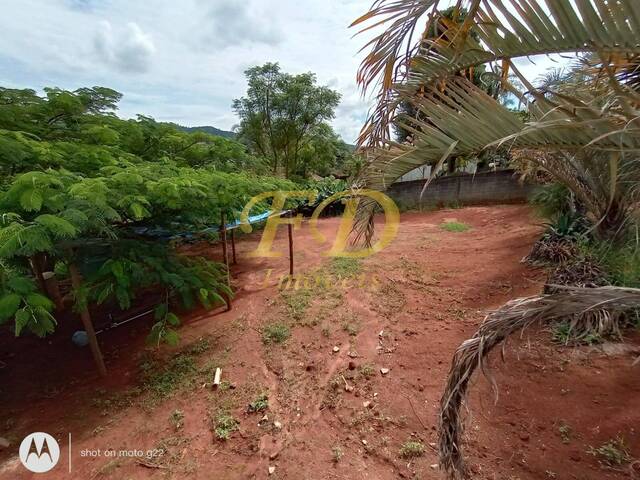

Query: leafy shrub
left=531, top=183, right=574, bottom=219
left=0, top=266, right=55, bottom=337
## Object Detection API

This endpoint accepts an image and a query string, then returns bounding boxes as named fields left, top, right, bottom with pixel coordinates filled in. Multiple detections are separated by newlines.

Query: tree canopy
left=0, top=85, right=296, bottom=345
left=233, top=63, right=351, bottom=179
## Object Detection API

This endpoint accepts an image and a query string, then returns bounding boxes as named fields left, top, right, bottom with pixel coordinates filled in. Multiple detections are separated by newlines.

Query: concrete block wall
left=387, top=169, right=533, bottom=208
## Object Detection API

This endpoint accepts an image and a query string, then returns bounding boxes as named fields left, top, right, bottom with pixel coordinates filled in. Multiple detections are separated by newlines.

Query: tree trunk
left=447, top=156, right=456, bottom=174
left=596, top=199, right=628, bottom=242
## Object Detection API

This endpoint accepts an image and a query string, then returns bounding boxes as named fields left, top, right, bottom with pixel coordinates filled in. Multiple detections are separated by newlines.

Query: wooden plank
left=68, top=262, right=107, bottom=377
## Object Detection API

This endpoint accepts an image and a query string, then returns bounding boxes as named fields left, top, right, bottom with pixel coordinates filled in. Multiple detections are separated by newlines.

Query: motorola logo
left=19, top=432, right=60, bottom=473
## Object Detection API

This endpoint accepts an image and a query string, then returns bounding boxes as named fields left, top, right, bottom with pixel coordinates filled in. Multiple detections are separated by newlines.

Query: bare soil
left=0, top=205, right=638, bottom=480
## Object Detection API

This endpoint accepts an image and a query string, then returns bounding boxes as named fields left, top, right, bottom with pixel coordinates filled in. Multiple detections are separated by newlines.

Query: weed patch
left=213, top=412, right=239, bottom=440
left=551, top=321, right=602, bottom=345
left=262, top=322, right=290, bottom=344
left=329, top=257, right=362, bottom=277
left=358, top=364, right=375, bottom=379
left=247, top=393, right=269, bottom=413
left=280, top=288, right=313, bottom=321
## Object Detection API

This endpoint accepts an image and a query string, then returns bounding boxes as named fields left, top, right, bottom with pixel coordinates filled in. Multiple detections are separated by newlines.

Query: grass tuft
left=247, top=393, right=269, bottom=413
left=143, top=354, right=197, bottom=400
left=331, top=445, right=344, bottom=463
left=399, top=440, right=425, bottom=458
left=262, top=322, right=290, bottom=344
left=440, top=221, right=470, bottom=232
left=589, top=437, right=632, bottom=466
left=358, top=364, right=375, bottom=379
left=170, top=409, right=184, bottom=430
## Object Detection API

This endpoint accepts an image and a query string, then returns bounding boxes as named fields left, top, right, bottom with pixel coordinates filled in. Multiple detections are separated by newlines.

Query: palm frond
left=439, top=285, right=640, bottom=479
left=357, top=76, right=640, bottom=192
left=353, top=0, right=640, bottom=145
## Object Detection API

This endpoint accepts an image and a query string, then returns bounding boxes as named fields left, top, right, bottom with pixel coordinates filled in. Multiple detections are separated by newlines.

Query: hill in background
left=175, top=124, right=236, bottom=139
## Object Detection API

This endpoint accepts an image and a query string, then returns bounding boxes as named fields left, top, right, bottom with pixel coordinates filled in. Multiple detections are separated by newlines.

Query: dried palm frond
left=546, top=256, right=609, bottom=291
left=524, top=234, right=578, bottom=266
left=438, top=285, right=640, bottom=479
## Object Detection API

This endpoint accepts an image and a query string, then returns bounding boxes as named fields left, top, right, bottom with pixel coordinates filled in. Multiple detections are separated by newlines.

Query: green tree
left=233, top=63, right=342, bottom=178
left=0, top=84, right=297, bottom=347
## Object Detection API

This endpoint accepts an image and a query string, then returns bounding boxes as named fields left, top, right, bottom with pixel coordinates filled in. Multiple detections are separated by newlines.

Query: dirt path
left=0, top=205, right=638, bottom=480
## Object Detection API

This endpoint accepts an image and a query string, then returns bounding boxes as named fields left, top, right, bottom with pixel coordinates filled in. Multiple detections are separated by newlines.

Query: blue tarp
left=131, top=210, right=287, bottom=241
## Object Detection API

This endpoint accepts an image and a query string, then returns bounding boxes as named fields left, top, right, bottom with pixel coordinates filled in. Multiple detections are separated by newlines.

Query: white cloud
left=0, top=0, right=569, bottom=144
left=94, top=21, right=156, bottom=73
left=202, top=1, right=283, bottom=48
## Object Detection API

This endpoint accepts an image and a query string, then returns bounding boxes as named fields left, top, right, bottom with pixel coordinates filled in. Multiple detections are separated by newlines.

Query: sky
left=0, top=0, right=567, bottom=143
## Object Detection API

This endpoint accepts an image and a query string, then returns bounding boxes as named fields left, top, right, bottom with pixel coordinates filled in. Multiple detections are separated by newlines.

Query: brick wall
left=387, top=169, right=533, bottom=208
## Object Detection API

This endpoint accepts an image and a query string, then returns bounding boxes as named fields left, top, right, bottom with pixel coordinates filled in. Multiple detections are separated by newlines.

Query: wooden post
left=221, top=213, right=229, bottom=284
left=220, top=213, right=232, bottom=312
left=230, top=228, right=237, bottom=265
left=68, top=262, right=107, bottom=377
left=288, top=221, right=294, bottom=276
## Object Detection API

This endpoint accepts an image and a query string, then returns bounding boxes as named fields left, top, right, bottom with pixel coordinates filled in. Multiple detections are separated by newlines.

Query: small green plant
left=440, top=221, right=470, bottom=232
left=331, top=445, right=344, bottom=463
left=551, top=321, right=602, bottom=345
left=186, top=337, right=210, bottom=355
left=342, top=320, right=360, bottom=336
left=247, top=393, right=269, bottom=413
left=551, top=321, right=572, bottom=345
left=589, top=437, right=632, bottom=466
left=558, top=423, right=571, bottom=444
left=214, top=413, right=239, bottom=440
left=358, top=364, right=375, bottom=378
left=170, top=409, right=184, bottom=430
left=399, top=440, right=425, bottom=458
left=262, top=322, right=290, bottom=344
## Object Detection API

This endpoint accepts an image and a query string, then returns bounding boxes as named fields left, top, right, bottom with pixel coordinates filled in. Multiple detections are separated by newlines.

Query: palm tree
left=350, top=2, right=640, bottom=478
left=351, top=0, right=640, bottom=241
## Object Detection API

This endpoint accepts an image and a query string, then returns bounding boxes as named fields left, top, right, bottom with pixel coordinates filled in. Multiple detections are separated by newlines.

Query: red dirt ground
left=0, top=204, right=639, bottom=480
